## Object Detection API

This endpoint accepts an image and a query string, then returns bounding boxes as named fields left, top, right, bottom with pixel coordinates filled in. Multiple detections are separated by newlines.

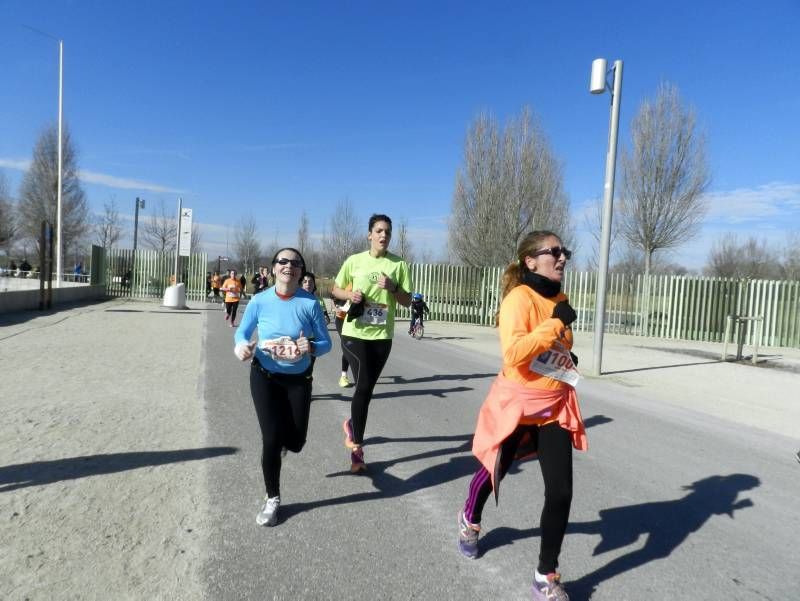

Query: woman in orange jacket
left=222, top=269, right=243, bottom=327
left=457, top=230, right=586, bottom=601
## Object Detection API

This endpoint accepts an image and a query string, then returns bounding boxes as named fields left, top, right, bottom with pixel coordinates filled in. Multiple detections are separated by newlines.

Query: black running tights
left=334, top=317, right=350, bottom=373
left=340, top=336, right=392, bottom=445
left=249, top=362, right=312, bottom=498
left=464, top=422, right=573, bottom=574
left=225, top=300, right=240, bottom=322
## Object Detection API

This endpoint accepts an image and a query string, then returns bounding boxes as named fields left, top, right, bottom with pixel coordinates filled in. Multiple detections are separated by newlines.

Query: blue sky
left=1, top=1, right=798, bottom=270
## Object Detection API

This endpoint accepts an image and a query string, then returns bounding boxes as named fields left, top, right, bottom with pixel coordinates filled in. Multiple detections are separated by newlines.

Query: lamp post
left=132, top=197, right=145, bottom=253
left=132, top=197, right=145, bottom=292
left=590, top=58, right=623, bottom=376
left=23, top=26, right=63, bottom=287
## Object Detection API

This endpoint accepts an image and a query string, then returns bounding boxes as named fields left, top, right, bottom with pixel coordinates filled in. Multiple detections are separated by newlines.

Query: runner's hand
left=377, top=272, right=394, bottom=292
left=351, top=289, right=363, bottom=304
left=296, top=330, right=310, bottom=355
left=552, top=301, right=577, bottom=327
left=234, top=341, right=256, bottom=361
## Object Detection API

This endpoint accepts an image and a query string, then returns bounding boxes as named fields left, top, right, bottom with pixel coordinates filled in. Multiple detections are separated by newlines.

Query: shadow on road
left=383, top=372, right=496, bottom=385
left=279, top=415, right=614, bottom=523
left=479, top=473, right=760, bottom=600
left=603, top=359, right=723, bottom=375
left=0, top=446, right=238, bottom=493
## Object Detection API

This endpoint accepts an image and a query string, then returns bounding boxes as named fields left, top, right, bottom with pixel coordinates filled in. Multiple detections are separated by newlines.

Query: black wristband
left=391, top=282, right=399, bottom=294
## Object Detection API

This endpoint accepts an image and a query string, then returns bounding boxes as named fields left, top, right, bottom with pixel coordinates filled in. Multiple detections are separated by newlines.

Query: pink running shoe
left=531, top=572, right=569, bottom=601
left=350, top=447, right=366, bottom=473
left=342, top=419, right=357, bottom=449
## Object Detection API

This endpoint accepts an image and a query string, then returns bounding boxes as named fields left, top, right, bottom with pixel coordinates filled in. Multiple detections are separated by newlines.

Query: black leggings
left=334, top=317, right=349, bottom=373
left=340, top=336, right=392, bottom=445
left=249, top=361, right=312, bottom=498
left=463, top=422, right=573, bottom=574
left=225, top=301, right=240, bottom=322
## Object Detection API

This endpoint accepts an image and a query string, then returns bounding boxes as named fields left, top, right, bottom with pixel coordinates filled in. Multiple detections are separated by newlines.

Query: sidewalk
left=0, top=298, right=213, bottom=600
left=419, top=320, right=800, bottom=440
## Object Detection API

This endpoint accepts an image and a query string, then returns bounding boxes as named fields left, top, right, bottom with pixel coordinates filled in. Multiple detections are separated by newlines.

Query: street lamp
left=23, top=25, right=63, bottom=287
left=131, top=197, right=145, bottom=292
left=132, top=197, right=145, bottom=253
left=590, top=58, right=623, bottom=376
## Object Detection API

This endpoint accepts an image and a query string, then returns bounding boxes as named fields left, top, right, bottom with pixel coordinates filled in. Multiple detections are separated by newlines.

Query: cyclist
left=332, top=214, right=412, bottom=472
left=409, top=292, right=430, bottom=335
left=233, top=247, right=332, bottom=526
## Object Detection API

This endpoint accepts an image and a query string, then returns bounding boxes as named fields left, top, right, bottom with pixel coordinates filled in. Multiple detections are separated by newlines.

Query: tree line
left=2, top=83, right=796, bottom=281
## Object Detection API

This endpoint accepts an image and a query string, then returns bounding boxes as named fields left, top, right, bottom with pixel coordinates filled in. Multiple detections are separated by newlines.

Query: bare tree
left=582, top=196, right=622, bottom=271
left=93, top=197, right=124, bottom=248
left=141, top=199, right=177, bottom=252
left=191, top=222, right=203, bottom=254
left=17, top=123, right=89, bottom=254
left=297, top=210, right=310, bottom=255
left=450, top=106, right=570, bottom=267
left=234, top=214, right=261, bottom=276
left=781, top=232, right=800, bottom=281
left=618, top=83, right=711, bottom=276
left=322, top=197, right=363, bottom=274
left=0, top=171, right=16, bottom=253
left=705, top=233, right=779, bottom=279
left=394, top=218, right=414, bottom=263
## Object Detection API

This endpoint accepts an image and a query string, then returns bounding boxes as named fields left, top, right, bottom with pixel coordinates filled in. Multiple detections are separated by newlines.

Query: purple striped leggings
left=462, top=422, right=573, bottom=574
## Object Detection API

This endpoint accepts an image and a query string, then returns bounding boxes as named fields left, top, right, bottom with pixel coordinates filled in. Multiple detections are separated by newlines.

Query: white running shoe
left=256, top=495, right=280, bottom=526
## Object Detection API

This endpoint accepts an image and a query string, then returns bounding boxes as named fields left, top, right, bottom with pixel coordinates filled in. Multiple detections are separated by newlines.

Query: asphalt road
left=200, top=304, right=800, bottom=601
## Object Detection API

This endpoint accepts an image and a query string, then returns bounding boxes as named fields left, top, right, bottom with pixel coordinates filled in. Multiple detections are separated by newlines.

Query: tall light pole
left=22, top=26, right=64, bottom=287
left=131, top=197, right=145, bottom=292
left=132, top=197, right=145, bottom=253
left=590, top=58, right=623, bottom=376
left=56, top=39, right=63, bottom=286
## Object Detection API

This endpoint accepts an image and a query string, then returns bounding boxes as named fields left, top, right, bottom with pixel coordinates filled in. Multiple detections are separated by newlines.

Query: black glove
left=346, top=299, right=364, bottom=322
left=552, top=301, right=577, bottom=326
left=569, top=351, right=579, bottom=367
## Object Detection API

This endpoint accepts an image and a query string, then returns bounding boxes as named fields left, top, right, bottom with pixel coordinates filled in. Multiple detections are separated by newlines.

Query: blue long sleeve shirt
left=234, top=287, right=332, bottom=374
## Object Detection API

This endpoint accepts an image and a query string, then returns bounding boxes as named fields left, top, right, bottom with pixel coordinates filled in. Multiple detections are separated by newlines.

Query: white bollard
left=162, top=282, right=188, bottom=310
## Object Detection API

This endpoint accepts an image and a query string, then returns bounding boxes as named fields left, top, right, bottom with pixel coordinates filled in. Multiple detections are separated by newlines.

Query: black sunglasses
left=532, top=246, right=572, bottom=260
left=275, top=258, right=304, bottom=268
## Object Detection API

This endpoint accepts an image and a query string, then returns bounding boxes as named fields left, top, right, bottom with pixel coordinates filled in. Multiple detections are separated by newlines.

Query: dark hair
left=495, top=230, right=561, bottom=325
left=302, top=272, right=317, bottom=291
left=368, top=214, right=392, bottom=232
left=271, top=247, right=307, bottom=282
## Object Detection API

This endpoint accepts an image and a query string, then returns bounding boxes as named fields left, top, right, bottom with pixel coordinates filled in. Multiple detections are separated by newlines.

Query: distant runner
left=222, top=269, right=243, bottom=327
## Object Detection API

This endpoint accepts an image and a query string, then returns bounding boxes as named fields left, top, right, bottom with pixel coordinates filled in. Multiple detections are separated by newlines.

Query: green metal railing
left=395, top=264, right=800, bottom=349
left=95, top=247, right=209, bottom=302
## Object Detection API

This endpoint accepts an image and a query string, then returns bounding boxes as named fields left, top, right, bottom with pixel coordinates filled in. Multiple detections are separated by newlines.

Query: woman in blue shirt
left=234, top=247, right=331, bottom=526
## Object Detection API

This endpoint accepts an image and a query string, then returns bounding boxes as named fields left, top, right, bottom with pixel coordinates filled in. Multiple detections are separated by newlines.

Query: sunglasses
left=275, top=258, right=304, bottom=268
left=532, top=246, right=572, bottom=260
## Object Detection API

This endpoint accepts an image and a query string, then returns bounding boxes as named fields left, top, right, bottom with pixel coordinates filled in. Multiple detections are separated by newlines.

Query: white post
left=591, top=60, right=623, bottom=376
left=55, top=39, right=64, bottom=287
left=174, top=197, right=182, bottom=284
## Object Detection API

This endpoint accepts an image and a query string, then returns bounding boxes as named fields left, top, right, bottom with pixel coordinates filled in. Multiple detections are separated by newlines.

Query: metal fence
left=95, top=247, right=209, bottom=302
left=396, top=263, right=800, bottom=349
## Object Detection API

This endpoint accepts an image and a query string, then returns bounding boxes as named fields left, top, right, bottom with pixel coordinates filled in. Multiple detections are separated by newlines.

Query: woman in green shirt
left=332, top=214, right=412, bottom=472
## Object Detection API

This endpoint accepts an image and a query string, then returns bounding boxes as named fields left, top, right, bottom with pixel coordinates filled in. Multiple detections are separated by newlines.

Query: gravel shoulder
left=0, top=299, right=215, bottom=601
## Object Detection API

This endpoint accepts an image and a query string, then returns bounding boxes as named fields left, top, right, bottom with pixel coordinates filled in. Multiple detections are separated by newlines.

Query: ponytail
left=494, top=261, right=524, bottom=326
